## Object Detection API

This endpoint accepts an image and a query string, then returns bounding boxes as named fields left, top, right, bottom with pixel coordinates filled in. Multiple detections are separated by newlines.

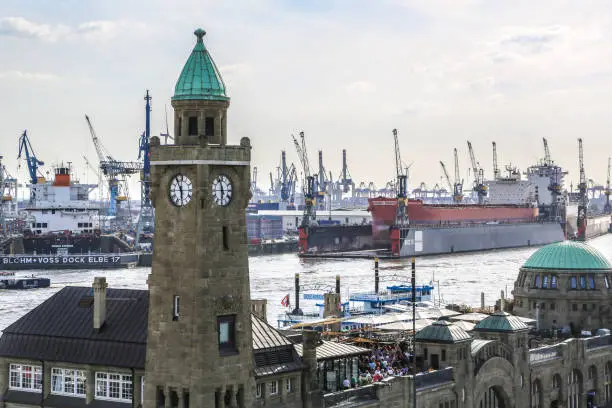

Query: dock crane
left=279, top=151, right=296, bottom=204
left=292, top=131, right=316, bottom=227
left=85, top=114, right=142, bottom=225
left=392, top=129, right=408, bottom=224
left=135, top=90, right=155, bottom=245
left=453, top=148, right=464, bottom=203
left=17, top=130, right=44, bottom=186
left=317, top=151, right=329, bottom=210
left=338, top=149, right=354, bottom=193
left=467, top=141, right=487, bottom=204
left=440, top=161, right=453, bottom=199
left=576, top=138, right=588, bottom=241
left=492, top=142, right=500, bottom=180
left=605, top=157, right=611, bottom=214
left=543, top=137, right=553, bottom=166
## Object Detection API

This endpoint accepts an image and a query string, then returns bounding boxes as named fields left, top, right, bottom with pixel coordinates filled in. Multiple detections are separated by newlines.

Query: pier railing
left=323, top=384, right=378, bottom=406
left=414, top=368, right=454, bottom=389
left=586, top=334, right=612, bottom=350
left=530, top=344, right=562, bottom=363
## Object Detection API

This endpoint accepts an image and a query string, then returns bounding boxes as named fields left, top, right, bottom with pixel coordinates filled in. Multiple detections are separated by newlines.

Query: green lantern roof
left=473, top=311, right=528, bottom=332
left=173, top=28, right=230, bottom=102
left=416, top=320, right=471, bottom=344
left=522, top=241, right=612, bottom=271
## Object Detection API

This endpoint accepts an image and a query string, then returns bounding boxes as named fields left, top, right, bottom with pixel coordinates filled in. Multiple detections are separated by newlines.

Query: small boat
left=0, top=276, right=51, bottom=290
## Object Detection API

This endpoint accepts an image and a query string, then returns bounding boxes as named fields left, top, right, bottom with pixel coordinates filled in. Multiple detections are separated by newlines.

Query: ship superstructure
left=25, top=165, right=99, bottom=235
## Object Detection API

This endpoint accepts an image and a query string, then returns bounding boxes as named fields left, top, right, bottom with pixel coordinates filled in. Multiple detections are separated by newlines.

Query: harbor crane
left=543, top=137, right=553, bottom=166
left=292, top=131, right=316, bottom=227
left=17, top=130, right=44, bottom=186
left=135, top=90, right=155, bottom=245
left=542, top=137, right=563, bottom=217
left=279, top=151, right=296, bottom=204
left=605, top=157, right=611, bottom=214
left=467, top=141, right=487, bottom=204
left=338, top=149, right=354, bottom=194
left=85, top=114, right=142, bottom=227
left=317, top=151, right=330, bottom=210
left=392, top=128, right=408, bottom=226
left=492, top=142, right=500, bottom=180
left=576, top=138, right=588, bottom=241
left=453, top=148, right=464, bottom=203
left=440, top=161, right=453, bottom=197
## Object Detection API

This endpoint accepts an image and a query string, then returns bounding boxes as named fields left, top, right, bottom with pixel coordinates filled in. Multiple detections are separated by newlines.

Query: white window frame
left=9, top=364, right=42, bottom=392
left=269, top=380, right=278, bottom=396
left=141, top=376, right=145, bottom=404
left=286, top=377, right=293, bottom=393
left=256, top=383, right=263, bottom=399
left=173, top=295, right=180, bottom=320
left=95, top=372, right=133, bottom=402
left=51, top=368, right=86, bottom=397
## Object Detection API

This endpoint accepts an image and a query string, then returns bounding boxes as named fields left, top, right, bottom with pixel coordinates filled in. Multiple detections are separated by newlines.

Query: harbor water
left=2, top=234, right=612, bottom=332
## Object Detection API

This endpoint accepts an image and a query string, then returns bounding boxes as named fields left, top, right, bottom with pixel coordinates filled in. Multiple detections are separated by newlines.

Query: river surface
left=2, top=235, right=612, bottom=331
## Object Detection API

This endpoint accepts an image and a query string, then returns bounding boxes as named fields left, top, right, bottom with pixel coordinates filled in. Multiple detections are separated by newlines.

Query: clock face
left=212, top=175, right=232, bottom=206
left=169, top=174, right=193, bottom=207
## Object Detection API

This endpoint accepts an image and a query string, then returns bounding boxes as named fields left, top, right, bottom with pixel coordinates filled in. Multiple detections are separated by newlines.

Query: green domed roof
left=474, top=311, right=528, bottom=332
left=416, top=320, right=471, bottom=344
left=173, top=28, right=230, bottom=102
left=523, top=241, right=612, bottom=271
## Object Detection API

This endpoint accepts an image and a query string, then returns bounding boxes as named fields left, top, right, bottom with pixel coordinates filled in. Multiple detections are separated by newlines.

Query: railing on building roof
left=586, top=334, right=612, bottom=350
left=415, top=367, right=454, bottom=389
left=530, top=344, right=562, bottom=363
left=323, top=384, right=378, bottom=407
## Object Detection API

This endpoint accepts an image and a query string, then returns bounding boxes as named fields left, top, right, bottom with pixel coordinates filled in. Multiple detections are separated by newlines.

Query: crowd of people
left=343, top=343, right=413, bottom=388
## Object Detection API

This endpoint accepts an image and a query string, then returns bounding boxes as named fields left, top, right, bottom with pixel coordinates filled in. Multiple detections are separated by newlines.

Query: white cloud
left=0, top=17, right=141, bottom=42
left=0, top=17, right=69, bottom=41
left=0, top=70, right=60, bottom=81
left=346, top=81, right=376, bottom=93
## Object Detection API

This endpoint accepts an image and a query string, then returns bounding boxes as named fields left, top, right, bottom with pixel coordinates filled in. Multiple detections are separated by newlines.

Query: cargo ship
left=370, top=197, right=565, bottom=257
left=0, top=165, right=140, bottom=269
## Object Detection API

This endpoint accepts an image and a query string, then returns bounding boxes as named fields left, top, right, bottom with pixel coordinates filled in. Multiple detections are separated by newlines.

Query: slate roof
left=523, top=241, right=612, bottom=271
left=294, top=340, right=369, bottom=361
left=473, top=311, right=529, bottom=333
left=173, top=28, right=230, bottom=102
left=415, top=320, right=471, bottom=344
left=0, top=286, right=148, bottom=369
left=251, top=314, right=302, bottom=378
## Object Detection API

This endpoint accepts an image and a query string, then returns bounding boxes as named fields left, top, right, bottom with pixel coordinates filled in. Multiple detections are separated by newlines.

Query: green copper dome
left=474, top=311, right=528, bottom=332
left=416, top=320, right=471, bottom=344
left=173, top=28, right=230, bottom=102
left=522, top=241, right=612, bottom=271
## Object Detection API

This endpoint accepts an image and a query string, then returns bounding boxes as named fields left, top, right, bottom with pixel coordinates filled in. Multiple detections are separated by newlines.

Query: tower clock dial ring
left=212, top=175, right=232, bottom=206
left=169, top=174, right=193, bottom=207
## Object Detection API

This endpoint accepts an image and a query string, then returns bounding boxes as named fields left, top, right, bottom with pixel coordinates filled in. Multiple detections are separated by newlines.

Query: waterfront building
left=0, top=28, right=611, bottom=408
left=513, top=241, right=612, bottom=332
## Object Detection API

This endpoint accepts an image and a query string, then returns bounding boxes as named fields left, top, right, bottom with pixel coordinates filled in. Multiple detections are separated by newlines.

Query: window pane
left=219, top=322, right=230, bottom=344
left=551, top=276, right=557, bottom=288
left=571, top=277, right=577, bottom=289
left=580, top=276, right=586, bottom=289
left=542, top=276, right=549, bottom=288
left=534, top=275, right=541, bottom=287
left=589, top=276, right=595, bottom=289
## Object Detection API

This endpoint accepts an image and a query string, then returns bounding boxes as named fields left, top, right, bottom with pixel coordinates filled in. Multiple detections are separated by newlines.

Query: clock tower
left=143, top=29, right=254, bottom=408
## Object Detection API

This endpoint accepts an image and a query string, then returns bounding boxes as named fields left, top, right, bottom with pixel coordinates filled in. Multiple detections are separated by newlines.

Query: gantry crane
left=453, top=148, right=464, bottom=203
left=576, top=138, right=588, bottom=241
left=605, top=157, right=611, bottom=214
left=467, top=141, right=487, bottom=204
left=292, top=131, right=316, bottom=227
left=492, top=142, right=500, bottom=180
left=85, top=114, right=142, bottom=227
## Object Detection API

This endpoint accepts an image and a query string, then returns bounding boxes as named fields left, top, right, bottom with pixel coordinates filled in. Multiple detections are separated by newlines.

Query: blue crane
left=17, top=130, right=44, bottom=185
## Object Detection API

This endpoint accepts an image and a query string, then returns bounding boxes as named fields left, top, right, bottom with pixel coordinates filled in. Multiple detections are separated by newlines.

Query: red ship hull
left=367, top=197, right=539, bottom=245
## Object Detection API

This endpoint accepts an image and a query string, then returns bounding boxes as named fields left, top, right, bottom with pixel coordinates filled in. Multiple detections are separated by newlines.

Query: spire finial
left=194, top=28, right=206, bottom=43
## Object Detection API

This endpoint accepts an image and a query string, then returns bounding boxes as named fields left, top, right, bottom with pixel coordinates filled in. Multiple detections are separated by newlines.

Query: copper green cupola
left=173, top=28, right=230, bottom=102
left=171, top=28, right=230, bottom=146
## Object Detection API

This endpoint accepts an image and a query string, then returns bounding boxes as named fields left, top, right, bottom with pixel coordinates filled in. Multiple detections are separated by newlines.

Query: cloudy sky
left=2, top=0, right=612, bottom=196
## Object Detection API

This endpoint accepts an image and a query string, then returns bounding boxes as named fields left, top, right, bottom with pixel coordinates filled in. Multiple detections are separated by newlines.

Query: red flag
left=281, top=294, right=290, bottom=307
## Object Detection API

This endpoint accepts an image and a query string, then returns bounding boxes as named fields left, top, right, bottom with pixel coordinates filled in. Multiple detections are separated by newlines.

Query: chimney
left=93, top=277, right=108, bottom=330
